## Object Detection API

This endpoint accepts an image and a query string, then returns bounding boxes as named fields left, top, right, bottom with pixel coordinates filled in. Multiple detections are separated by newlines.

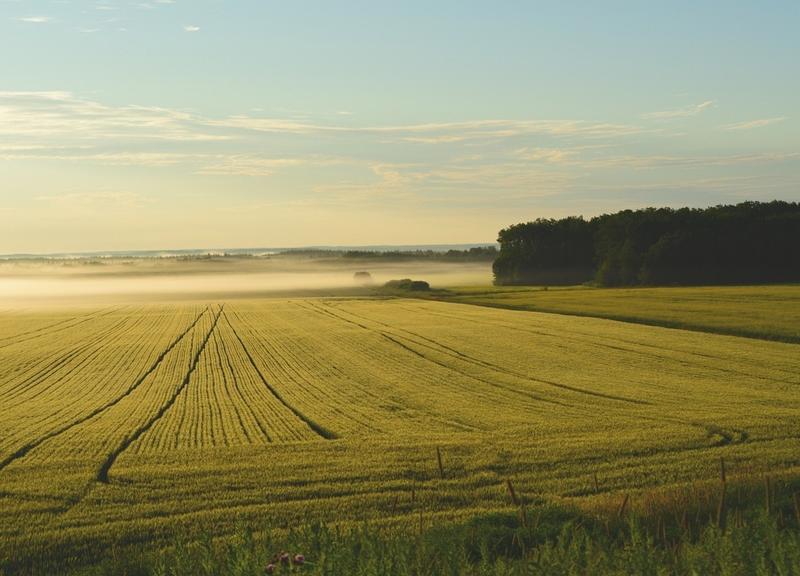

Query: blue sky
left=1, top=0, right=798, bottom=252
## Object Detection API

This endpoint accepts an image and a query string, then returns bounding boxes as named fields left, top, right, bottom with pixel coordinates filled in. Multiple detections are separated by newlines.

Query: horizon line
left=0, top=241, right=499, bottom=260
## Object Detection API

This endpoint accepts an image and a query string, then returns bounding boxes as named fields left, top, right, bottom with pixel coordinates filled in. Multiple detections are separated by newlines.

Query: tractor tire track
left=347, top=304, right=747, bottom=445
left=0, top=307, right=210, bottom=473
left=399, top=302, right=799, bottom=386
left=213, top=327, right=268, bottom=443
left=0, top=307, right=120, bottom=351
left=303, top=301, right=570, bottom=411
left=308, top=302, right=648, bottom=407
left=96, top=305, right=223, bottom=483
left=0, top=309, right=134, bottom=401
left=299, top=302, right=535, bottom=415
left=352, top=304, right=749, bottom=444
left=380, top=332, right=571, bottom=409
left=11, top=310, right=183, bottom=432
left=222, top=310, right=336, bottom=440
left=0, top=312, right=136, bottom=403
left=228, top=307, right=383, bottom=434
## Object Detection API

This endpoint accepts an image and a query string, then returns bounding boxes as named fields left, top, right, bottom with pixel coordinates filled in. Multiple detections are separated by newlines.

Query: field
left=1, top=293, right=799, bottom=573
left=426, top=284, right=800, bottom=342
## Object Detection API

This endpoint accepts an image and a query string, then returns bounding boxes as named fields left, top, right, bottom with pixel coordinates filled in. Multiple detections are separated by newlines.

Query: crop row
left=0, top=297, right=798, bottom=567
left=131, top=309, right=322, bottom=451
left=0, top=307, right=206, bottom=465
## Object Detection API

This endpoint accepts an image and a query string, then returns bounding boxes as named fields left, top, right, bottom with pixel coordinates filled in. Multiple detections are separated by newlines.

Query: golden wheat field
left=1, top=297, right=799, bottom=566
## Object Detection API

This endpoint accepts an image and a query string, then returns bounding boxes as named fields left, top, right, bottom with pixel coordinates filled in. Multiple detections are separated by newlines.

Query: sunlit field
left=2, top=295, right=798, bottom=572
left=428, top=284, right=800, bottom=342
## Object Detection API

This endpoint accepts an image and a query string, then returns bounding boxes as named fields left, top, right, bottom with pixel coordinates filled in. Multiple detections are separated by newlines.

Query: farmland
left=1, top=296, right=799, bottom=573
left=425, top=284, right=800, bottom=342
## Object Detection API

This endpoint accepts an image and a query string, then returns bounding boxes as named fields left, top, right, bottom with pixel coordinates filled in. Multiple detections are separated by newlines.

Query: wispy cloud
left=197, top=156, right=304, bottom=176
left=211, top=117, right=645, bottom=140
left=509, top=143, right=800, bottom=171
left=311, top=160, right=575, bottom=208
left=0, top=92, right=648, bottom=159
left=0, top=91, right=228, bottom=141
left=0, top=147, right=346, bottom=176
left=514, top=147, right=580, bottom=163
left=582, top=152, right=800, bottom=169
left=642, top=100, right=716, bottom=120
left=16, top=15, right=52, bottom=23
left=36, top=191, right=150, bottom=208
left=722, top=117, right=787, bottom=131
left=1, top=151, right=202, bottom=166
left=183, top=25, right=199, bottom=32
left=2, top=90, right=796, bottom=212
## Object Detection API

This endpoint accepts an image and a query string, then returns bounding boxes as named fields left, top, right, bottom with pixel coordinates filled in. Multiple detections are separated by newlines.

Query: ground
left=1, top=294, right=799, bottom=571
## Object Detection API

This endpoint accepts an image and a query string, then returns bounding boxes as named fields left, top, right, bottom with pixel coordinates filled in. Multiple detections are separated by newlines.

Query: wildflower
left=265, top=564, right=275, bottom=574
left=280, top=551, right=291, bottom=565
left=293, top=554, right=305, bottom=565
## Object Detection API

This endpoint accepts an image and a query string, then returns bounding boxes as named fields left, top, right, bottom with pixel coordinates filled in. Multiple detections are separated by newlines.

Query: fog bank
left=0, top=257, right=492, bottom=305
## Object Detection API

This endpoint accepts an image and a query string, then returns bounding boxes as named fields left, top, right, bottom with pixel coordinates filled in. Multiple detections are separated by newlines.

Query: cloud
left=3, top=89, right=794, bottom=214
left=1, top=150, right=322, bottom=175
left=1, top=151, right=203, bottom=166
left=35, top=191, right=150, bottom=208
left=17, top=16, right=52, bottom=23
left=642, top=100, right=716, bottom=120
left=722, top=117, right=787, bottom=131
left=310, top=159, right=576, bottom=209
left=399, top=135, right=471, bottom=144
left=583, top=152, right=800, bottom=169
left=183, top=25, right=199, bottom=32
left=0, top=91, right=228, bottom=141
left=197, top=156, right=304, bottom=176
left=211, top=116, right=645, bottom=140
left=0, top=144, right=94, bottom=153
left=0, top=92, right=647, bottom=159
left=509, top=145, right=800, bottom=170
left=514, top=147, right=579, bottom=163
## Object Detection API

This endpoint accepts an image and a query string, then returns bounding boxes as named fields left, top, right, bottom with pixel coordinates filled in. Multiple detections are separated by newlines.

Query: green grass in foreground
left=53, top=474, right=800, bottom=576
left=422, top=284, right=800, bottom=343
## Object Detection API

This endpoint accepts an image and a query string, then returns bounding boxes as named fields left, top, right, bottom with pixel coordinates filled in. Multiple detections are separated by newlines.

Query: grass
left=0, top=296, right=798, bottom=572
left=32, top=474, right=800, bottom=575
left=420, top=284, right=800, bottom=343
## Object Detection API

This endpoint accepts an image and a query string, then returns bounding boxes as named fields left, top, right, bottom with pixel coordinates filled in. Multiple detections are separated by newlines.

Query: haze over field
left=0, top=256, right=492, bottom=304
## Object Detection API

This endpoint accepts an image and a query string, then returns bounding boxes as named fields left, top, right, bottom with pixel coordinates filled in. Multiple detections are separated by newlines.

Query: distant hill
left=0, top=243, right=497, bottom=261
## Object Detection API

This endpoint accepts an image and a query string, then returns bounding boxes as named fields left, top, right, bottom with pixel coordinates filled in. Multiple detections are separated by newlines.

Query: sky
left=1, top=0, right=798, bottom=253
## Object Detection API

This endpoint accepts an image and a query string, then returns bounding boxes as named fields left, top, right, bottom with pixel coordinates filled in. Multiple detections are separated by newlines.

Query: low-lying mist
left=0, top=256, right=493, bottom=306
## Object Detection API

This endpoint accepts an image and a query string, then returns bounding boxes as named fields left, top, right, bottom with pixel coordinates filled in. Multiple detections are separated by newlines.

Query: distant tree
left=353, top=271, right=374, bottom=286
left=384, top=279, right=430, bottom=291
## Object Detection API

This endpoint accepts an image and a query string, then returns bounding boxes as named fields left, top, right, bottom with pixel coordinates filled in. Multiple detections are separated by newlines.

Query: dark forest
left=493, top=201, right=800, bottom=286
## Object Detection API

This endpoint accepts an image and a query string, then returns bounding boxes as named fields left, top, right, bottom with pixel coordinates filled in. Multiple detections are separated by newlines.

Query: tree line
left=278, top=247, right=497, bottom=262
left=493, top=201, right=800, bottom=286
